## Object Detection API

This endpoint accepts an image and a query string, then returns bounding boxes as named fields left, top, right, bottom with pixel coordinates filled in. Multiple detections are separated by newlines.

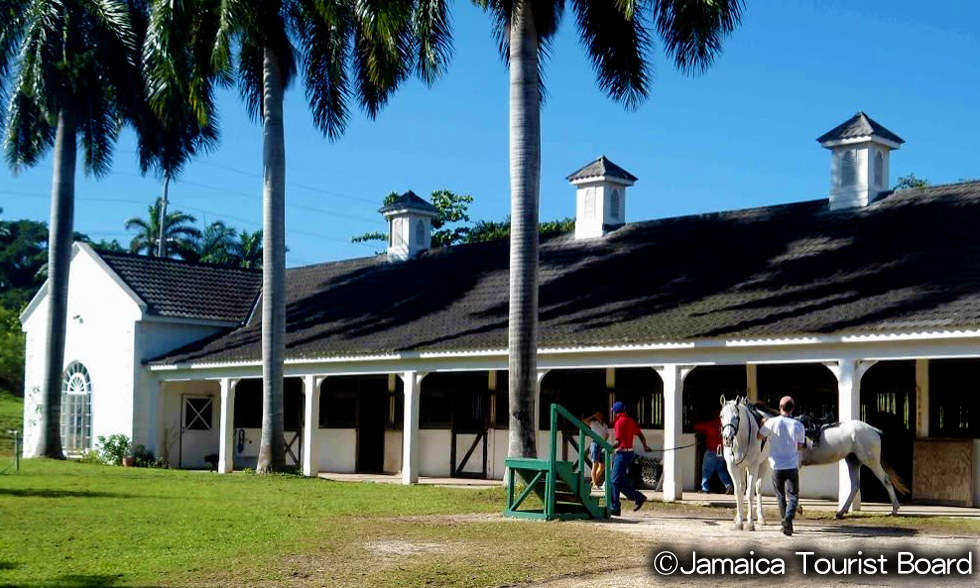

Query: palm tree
left=2, top=0, right=143, bottom=458
left=474, top=0, right=743, bottom=458
left=231, top=229, right=263, bottom=269
left=137, top=0, right=219, bottom=257
left=125, top=198, right=202, bottom=260
left=198, top=221, right=237, bottom=265
left=145, top=0, right=451, bottom=472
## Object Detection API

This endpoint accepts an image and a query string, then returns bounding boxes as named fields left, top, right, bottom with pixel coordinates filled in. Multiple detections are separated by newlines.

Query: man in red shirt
left=694, top=411, right=734, bottom=494
left=610, top=401, right=652, bottom=515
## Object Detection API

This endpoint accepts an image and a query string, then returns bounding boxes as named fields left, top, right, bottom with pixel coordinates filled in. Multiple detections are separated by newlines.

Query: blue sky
left=2, top=0, right=978, bottom=267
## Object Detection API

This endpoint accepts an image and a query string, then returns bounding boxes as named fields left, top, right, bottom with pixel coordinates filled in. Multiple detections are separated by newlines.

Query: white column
left=658, top=364, right=685, bottom=502
left=915, top=359, right=929, bottom=438
left=834, top=359, right=873, bottom=512
left=151, top=380, right=164, bottom=459
left=218, top=378, right=237, bottom=474
left=746, top=364, right=758, bottom=403
left=534, top=370, right=548, bottom=456
left=302, top=375, right=321, bottom=477
left=837, top=360, right=859, bottom=511
left=401, top=371, right=421, bottom=485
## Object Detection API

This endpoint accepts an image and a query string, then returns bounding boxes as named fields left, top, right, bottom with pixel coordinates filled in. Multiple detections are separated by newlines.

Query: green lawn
left=0, top=460, right=639, bottom=588
left=0, top=390, right=23, bottom=456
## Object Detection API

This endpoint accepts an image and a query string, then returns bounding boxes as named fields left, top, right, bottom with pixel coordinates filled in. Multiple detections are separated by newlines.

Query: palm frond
left=652, top=0, right=743, bottom=75
left=0, top=0, right=34, bottom=131
left=350, top=0, right=413, bottom=117
left=139, top=0, right=221, bottom=180
left=237, top=34, right=265, bottom=122
left=124, top=217, right=151, bottom=231
left=570, top=0, right=650, bottom=109
left=292, top=0, right=351, bottom=140
left=412, top=0, right=453, bottom=85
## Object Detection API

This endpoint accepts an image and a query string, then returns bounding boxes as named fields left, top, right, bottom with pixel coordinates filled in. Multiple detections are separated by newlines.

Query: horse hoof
left=733, top=521, right=744, bottom=531
left=746, top=523, right=755, bottom=532
left=834, top=512, right=845, bottom=520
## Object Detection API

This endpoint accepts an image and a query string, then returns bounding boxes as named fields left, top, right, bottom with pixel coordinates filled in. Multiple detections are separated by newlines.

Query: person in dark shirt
left=609, top=401, right=652, bottom=516
left=693, top=412, right=734, bottom=494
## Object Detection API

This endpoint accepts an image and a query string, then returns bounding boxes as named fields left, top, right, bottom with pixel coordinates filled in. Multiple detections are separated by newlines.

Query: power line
left=116, top=149, right=381, bottom=206
left=110, top=169, right=381, bottom=225
left=0, top=189, right=376, bottom=248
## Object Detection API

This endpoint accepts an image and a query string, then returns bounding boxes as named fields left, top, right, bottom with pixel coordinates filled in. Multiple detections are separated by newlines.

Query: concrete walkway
left=317, top=472, right=980, bottom=517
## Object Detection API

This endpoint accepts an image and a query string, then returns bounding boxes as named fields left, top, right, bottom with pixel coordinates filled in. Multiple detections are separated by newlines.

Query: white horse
left=719, top=396, right=769, bottom=531
left=751, top=404, right=910, bottom=518
left=799, top=420, right=909, bottom=518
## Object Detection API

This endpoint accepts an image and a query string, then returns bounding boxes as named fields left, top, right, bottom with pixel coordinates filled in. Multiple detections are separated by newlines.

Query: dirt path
left=527, top=513, right=979, bottom=587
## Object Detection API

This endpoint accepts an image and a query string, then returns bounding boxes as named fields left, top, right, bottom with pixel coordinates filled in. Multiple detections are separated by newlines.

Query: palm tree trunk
left=35, top=108, right=77, bottom=459
left=156, top=175, right=170, bottom=257
left=256, top=45, right=287, bottom=473
left=507, top=1, right=540, bottom=459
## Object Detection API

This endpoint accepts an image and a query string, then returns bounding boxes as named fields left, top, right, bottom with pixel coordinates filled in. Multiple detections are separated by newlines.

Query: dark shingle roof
left=151, top=181, right=980, bottom=365
left=816, top=112, right=905, bottom=145
left=566, top=156, right=637, bottom=183
left=99, top=252, right=262, bottom=322
left=379, top=190, right=439, bottom=215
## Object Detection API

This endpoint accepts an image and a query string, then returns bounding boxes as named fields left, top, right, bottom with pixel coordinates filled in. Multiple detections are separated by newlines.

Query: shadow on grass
left=0, top=563, right=18, bottom=571
left=0, top=574, right=175, bottom=588
left=0, top=489, right=133, bottom=499
left=0, top=575, right=122, bottom=588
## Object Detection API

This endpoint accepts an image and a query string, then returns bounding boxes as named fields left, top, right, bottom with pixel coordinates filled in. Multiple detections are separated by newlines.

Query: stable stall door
left=357, top=387, right=386, bottom=473
left=179, top=396, right=219, bottom=469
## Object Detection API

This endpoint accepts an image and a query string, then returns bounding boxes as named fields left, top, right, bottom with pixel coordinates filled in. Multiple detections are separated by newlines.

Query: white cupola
left=817, top=112, right=904, bottom=210
left=566, top=156, right=637, bottom=239
left=380, top=190, right=440, bottom=261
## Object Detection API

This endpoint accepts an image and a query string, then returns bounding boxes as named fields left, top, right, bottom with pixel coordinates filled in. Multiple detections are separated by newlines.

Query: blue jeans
left=772, top=468, right=800, bottom=521
left=701, top=451, right=733, bottom=492
left=611, top=451, right=643, bottom=514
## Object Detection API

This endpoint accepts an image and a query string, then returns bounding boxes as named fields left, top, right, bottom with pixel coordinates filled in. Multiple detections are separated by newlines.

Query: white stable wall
left=21, top=249, right=142, bottom=456
left=317, top=429, right=356, bottom=473
left=419, top=430, right=452, bottom=477
left=384, top=430, right=403, bottom=473
left=135, top=320, right=229, bottom=454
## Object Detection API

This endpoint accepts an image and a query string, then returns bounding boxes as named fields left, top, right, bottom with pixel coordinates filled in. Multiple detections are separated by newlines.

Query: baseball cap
left=611, top=401, right=626, bottom=413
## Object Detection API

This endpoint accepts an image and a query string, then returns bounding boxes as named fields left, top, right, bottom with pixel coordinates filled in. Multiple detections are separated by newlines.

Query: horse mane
left=751, top=401, right=779, bottom=417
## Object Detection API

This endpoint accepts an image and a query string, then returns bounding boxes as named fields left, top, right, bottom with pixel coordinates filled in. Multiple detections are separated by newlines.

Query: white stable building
left=21, top=113, right=980, bottom=509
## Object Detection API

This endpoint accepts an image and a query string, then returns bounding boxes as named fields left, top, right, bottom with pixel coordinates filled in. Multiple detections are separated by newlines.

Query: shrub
left=133, top=444, right=154, bottom=467
left=77, top=449, right=105, bottom=465
left=96, top=434, right=131, bottom=466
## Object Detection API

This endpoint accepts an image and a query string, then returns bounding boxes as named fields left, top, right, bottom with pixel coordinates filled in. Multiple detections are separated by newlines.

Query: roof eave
left=818, top=135, right=903, bottom=150
left=568, top=174, right=636, bottom=187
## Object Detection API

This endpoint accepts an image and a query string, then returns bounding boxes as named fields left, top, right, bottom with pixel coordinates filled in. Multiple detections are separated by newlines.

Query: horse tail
left=882, top=460, right=910, bottom=496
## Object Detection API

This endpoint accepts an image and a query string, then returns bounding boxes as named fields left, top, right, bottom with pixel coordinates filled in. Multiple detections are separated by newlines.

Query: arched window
left=61, top=362, right=92, bottom=454
left=584, top=190, right=596, bottom=218
left=392, top=217, right=403, bottom=246
left=840, top=150, right=856, bottom=187
left=415, top=219, right=425, bottom=245
left=874, top=151, right=884, bottom=186
left=611, top=189, right=621, bottom=220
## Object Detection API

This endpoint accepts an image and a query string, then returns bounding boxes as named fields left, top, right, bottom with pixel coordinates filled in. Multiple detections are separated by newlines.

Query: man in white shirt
left=758, top=396, right=806, bottom=536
